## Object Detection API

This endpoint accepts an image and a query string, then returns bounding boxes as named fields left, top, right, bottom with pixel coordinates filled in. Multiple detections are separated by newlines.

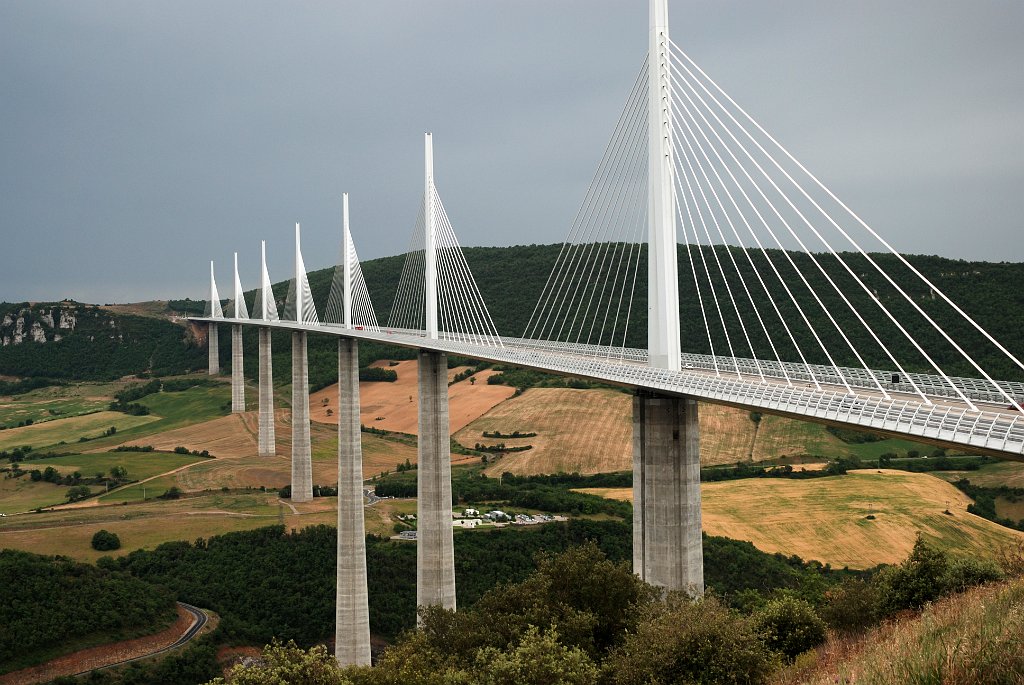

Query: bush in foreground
left=752, top=596, right=826, bottom=662
left=603, top=593, right=779, bottom=685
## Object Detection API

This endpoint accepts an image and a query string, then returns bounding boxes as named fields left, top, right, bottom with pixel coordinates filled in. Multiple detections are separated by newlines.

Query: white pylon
left=647, top=0, right=681, bottom=371
left=208, top=261, right=223, bottom=319
left=259, top=241, right=279, bottom=321
left=424, top=133, right=438, bottom=340
left=232, top=252, right=249, bottom=319
left=295, top=223, right=304, bottom=324
left=343, top=193, right=352, bottom=329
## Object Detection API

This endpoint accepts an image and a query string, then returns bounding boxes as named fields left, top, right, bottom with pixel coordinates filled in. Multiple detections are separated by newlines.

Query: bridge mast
left=343, top=193, right=352, bottom=330
left=424, top=133, right=438, bottom=339
left=648, top=0, right=681, bottom=371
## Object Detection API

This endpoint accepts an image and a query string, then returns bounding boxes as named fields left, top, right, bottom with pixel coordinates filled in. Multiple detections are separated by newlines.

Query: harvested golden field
left=456, top=388, right=853, bottom=476
left=103, top=413, right=257, bottom=459
left=0, top=411, right=158, bottom=451
left=578, top=470, right=1024, bottom=569
left=309, top=359, right=515, bottom=434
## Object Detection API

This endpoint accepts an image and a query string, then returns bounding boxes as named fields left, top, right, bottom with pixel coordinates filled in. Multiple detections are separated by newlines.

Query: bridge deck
left=196, top=318, right=1024, bottom=461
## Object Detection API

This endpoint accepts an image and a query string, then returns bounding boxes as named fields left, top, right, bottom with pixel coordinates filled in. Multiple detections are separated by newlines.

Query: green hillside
left=3, top=245, right=1023, bottom=384
left=0, top=301, right=205, bottom=381
left=239, top=244, right=1024, bottom=387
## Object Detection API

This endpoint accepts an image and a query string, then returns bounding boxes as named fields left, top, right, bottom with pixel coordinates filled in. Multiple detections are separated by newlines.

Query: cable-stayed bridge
left=192, top=0, right=1024, bottom=666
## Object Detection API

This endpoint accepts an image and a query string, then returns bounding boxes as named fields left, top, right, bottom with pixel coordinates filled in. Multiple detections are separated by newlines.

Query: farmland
left=578, top=469, right=1024, bottom=569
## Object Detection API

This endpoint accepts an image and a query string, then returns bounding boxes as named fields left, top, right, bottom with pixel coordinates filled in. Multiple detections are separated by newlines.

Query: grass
left=0, top=411, right=159, bottom=452
left=777, top=577, right=1024, bottom=684
left=0, top=476, right=103, bottom=514
left=73, top=384, right=232, bottom=451
left=579, top=470, right=1024, bottom=569
left=0, top=491, right=336, bottom=562
left=0, top=380, right=127, bottom=428
left=0, top=451, right=207, bottom=513
left=934, top=459, right=1024, bottom=488
left=19, top=451, right=205, bottom=482
left=455, top=388, right=935, bottom=478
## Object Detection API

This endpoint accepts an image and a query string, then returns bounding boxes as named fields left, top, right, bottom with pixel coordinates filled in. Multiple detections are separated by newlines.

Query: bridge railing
left=205, top=318, right=1024, bottom=457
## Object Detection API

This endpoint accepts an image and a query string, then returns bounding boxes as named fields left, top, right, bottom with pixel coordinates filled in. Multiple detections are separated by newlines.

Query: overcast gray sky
left=1, top=1, right=1022, bottom=304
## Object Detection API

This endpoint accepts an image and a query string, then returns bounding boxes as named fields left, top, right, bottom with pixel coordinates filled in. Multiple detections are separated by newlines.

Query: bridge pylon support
left=416, top=350, right=456, bottom=615
left=632, top=392, right=704, bottom=595
left=231, top=325, right=245, bottom=412
left=290, top=331, right=313, bottom=502
left=258, top=328, right=276, bottom=456
left=208, top=323, right=219, bottom=375
left=335, top=338, right=371, bottom=666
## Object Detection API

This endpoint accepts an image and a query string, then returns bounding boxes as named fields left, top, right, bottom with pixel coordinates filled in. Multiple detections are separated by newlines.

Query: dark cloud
left=1, top=1, right=1021, bottom=303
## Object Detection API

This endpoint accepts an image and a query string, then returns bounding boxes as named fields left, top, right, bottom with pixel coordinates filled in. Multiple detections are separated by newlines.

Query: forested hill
left=323, top=244, right=1024, bottom=382
left=2, top=245, right=1023, bottom=383
left=0, top=301, right=205, bottom=380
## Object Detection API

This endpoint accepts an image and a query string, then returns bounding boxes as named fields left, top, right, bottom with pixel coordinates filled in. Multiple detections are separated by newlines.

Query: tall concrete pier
left=632, top=392, right=704, bottom=595
left=416, top=350, right=456, bottom=612
left=231, top=325, right=245, bottom=412
left=208, top=323, right=219, bottom=375
left=290, top=331, right=313, bottom=502
left=257, top=328, right=276, bottom=456
left=335, top=338, right=371, bottom=666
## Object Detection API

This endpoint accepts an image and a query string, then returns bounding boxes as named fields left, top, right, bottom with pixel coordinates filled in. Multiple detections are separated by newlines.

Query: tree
left=476, top=626, right=598, bottom=685
left=91, top=529, right=121, bottom=551
left=109, top=465, right=128, bottom=481
left=751, top=596, right=826, bottom=661
left=206, top=640, right=353, bottom=685
left=65, top=485, right=91, bottom=502
left=604, top=594, right=778, bottom=685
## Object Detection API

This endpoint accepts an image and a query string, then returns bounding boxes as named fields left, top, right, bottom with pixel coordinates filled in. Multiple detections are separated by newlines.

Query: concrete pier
left=290, top=331, right=313, bottom=502
left=632, top=392, right=704, bottom=595
left=231, top=325, right=245, bottom=412
left=416, top=350, right=456, bottom=613
left=335, top=338, right=371, bottom=666
left=258, top=328, right=276, bottom=456
left=208, top=323, right=219, bottom=375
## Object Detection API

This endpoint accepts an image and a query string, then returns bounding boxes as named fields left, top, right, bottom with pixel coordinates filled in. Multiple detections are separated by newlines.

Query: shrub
left=91, top=529, right=121, bottom=551
left=875, top=536, right=950, bottom=614
left=943, top=557, right=1003, bottom=593
left=752, top=596, right=826, bottom=661
left=604, top=593, right=778, bottom=685
left=819, top=577, right=880, bottom=632
left=160, top=486, right=182, bottom=500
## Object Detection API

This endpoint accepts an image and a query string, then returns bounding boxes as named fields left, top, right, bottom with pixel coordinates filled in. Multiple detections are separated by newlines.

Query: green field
left=0, top=492, right=323, bottom=562
left=0, top=476, right=103, bottom=514
left=0, top=381, right=126, bottom=428
left=1, top=452, right=205, bottom=514
left=19, top=450, right=205, bottom=481
left=0, top=411, right=159, bottom=452
left=67, top=384, right=232, bottom=452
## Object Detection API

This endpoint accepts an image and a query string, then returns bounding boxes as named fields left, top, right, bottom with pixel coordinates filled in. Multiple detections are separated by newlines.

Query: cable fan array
left=324, top=220, right=379, bottom=329
left=526, top=44, right=1024, bottom=410
left=388, top=187, right=502, bottom=346
left=204, top=262, right=224, bottom=319
left=282, top=225, right=320, bottom=326
left=522, top=60, right=650, bottom=357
